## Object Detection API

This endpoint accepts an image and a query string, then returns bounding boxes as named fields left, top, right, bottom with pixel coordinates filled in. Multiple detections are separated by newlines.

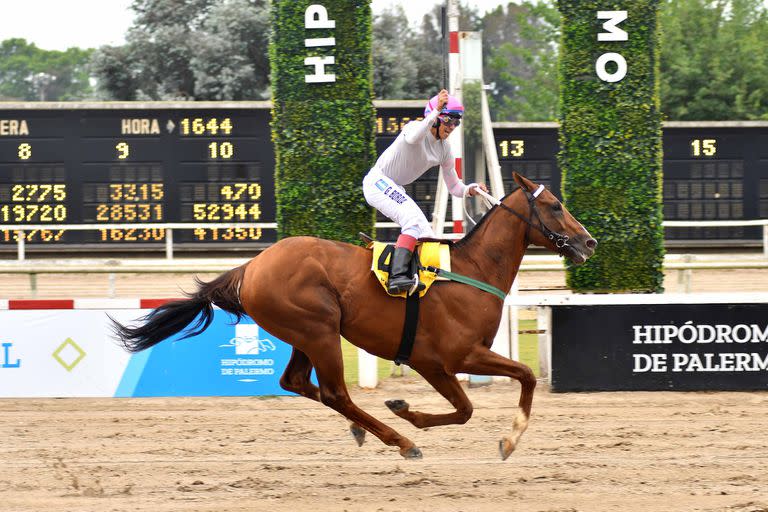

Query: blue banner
left=116, top=311, right=296, bottom=397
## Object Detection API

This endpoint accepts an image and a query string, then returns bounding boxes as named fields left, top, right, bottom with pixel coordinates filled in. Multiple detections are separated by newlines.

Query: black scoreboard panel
left=0, top=106, right=276, bottom=250
left=493, top=125, right=561, bottom=200
left=2, top=104, right=766, bottom=251
left=492, top=122, right=768, bottom=244
left=662, top=125, right=766, bottom=242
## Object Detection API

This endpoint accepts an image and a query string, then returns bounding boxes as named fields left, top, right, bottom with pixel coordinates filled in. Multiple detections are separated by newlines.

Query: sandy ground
left=2, top=258, right=767, bottom=511
left=2, top=376, right=768, bottom=512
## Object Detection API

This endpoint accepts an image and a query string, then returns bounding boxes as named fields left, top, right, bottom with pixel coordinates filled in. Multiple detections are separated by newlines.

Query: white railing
left=663, top=219, right=768, bottom=256
left=2, top=219, right=767, bottom=262
left=0, top=221, right=401, bottom=261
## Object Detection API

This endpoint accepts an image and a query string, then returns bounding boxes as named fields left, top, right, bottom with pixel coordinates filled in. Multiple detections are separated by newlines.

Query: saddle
left=368, top=240, right=451, bottom=299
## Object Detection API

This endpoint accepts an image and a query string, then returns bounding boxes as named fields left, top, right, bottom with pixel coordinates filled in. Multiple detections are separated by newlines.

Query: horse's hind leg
left=385, top=368, right=473, bottom=428
left=308, top=338, right=422, bottom=459
left=461, top=347, right=537, bottom=461
left=279, top=348, right=366, bottom=447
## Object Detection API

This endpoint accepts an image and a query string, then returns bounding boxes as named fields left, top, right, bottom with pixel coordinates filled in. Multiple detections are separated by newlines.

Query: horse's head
left=508, top=172, right=597, bottom=265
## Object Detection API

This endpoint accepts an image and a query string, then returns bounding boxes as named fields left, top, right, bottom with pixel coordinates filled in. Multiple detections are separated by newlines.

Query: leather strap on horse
left=422, top=266, right=507, bottom=301
left=394, top=291, right=420, bottom=366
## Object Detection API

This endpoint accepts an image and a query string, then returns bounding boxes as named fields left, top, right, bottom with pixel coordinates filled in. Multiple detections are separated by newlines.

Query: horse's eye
left=552, top=202, right=562, bottom=212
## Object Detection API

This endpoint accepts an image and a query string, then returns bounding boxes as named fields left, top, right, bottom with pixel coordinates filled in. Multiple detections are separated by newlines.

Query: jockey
left=363, top=89, right=488, bottom=295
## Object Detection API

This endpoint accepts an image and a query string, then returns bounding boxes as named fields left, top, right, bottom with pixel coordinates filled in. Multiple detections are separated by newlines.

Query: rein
left=472, top=185, right=572, bottom=253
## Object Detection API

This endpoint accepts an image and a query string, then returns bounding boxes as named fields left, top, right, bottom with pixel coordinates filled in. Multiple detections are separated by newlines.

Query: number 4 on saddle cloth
left=369, top=241, right=451, bottom=298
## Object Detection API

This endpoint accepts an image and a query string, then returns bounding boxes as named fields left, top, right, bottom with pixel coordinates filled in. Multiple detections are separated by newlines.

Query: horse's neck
left=452, top=206, right=528, bottom=294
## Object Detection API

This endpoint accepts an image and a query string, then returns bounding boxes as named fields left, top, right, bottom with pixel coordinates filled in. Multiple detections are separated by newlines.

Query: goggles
left=438, top=114, right=461, bottom=127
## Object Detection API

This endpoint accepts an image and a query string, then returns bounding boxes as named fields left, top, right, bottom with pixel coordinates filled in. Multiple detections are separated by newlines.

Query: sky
left=0, top=0, right=511, bottom=52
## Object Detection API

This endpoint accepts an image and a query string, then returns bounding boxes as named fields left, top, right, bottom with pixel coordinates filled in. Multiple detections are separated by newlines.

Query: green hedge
left=557, top=0, right=665, bottom=292
left=270, top=1, right=375, bottom=244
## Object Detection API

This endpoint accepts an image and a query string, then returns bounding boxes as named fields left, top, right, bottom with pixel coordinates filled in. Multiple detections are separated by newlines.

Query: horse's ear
left=513, top=172, right=532, bottom=192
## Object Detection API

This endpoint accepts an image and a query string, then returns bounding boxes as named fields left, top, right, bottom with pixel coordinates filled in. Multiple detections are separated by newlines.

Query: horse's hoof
left=499, top=437, right=515, bottom=460
left=385, top=399, right=408, bottom=413
left=350, top=424, right=366, bottom=447
left=401, top=446, right=423, bottom=460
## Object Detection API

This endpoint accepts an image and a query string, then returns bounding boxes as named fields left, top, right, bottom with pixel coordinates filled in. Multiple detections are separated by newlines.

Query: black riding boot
left=387, top=247, right=417, bottom=295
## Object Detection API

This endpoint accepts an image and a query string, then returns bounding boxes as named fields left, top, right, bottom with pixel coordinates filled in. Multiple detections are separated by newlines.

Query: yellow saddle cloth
left=370, top=241, right=451, bottom=298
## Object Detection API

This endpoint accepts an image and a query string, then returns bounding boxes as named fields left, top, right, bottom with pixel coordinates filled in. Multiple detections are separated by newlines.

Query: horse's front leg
left=384, top=367, right=473, bottom=428
left=308, top=339, right=423, bottom=459
left=279, top=348, right=366, bottom=447
left=461, top=347, right=537, bottom=460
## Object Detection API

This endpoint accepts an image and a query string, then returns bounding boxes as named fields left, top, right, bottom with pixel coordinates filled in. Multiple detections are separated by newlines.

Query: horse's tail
left=112, top=264, right=248, bottom=353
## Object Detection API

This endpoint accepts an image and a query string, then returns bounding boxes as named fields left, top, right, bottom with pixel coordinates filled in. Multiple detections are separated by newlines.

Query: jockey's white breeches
left=363, top=168, right=435, bottom=239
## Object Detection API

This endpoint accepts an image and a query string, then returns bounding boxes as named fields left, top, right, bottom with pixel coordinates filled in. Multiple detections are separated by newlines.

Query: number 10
left=209, top=141, right=234, bottom=159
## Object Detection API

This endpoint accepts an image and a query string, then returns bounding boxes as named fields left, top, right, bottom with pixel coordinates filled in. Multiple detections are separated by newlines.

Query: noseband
left=475, top=185, right=571, bottom=253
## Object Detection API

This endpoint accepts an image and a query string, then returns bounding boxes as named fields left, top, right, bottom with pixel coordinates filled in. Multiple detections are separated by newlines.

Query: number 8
left=18, top=143, right=31, bottom=160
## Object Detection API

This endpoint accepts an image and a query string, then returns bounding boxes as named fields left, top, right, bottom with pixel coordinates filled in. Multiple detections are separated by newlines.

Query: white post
left=357, top=349, right=378, bottom=388
left=17, top=230, right=25, bottom=261
left=510, top=278, right=520, bottom=362
left=447, top=1, right=464, bottom=238
left=537, top=306, right=552, bottom=381
left=763, top=224, right=768, bottom=258
left=165, top=228, right=174, bottom=260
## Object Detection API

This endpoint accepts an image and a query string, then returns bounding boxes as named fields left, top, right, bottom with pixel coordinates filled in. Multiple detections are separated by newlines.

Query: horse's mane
left=450, top=186, right=519, bottom=249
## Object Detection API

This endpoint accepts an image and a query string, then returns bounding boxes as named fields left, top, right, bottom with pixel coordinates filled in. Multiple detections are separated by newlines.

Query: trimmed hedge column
left=557, top=1, right=665, bottom=292
left=270, top=1, right=375, bottom=244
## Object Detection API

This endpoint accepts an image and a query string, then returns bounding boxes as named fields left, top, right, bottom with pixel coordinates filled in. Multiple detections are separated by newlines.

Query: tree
left=0, top=38, right=93, bottom=101
left=482, top=1, right=560, bottom=121
left=660, top=0, right=768, bottom=120
left=372, top=6, right=417, bottom=99
left=91, top=0, right=270, bottom=100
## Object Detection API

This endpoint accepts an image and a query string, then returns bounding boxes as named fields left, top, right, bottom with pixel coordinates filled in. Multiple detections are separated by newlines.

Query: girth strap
left=394, top=291, right=420, bottom=366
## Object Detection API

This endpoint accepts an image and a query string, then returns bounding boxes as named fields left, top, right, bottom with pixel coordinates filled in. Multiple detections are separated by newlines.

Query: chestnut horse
left=112, top=172, right=596, bottom=460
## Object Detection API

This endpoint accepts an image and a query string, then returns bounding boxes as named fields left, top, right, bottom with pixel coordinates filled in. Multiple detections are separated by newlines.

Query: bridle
left=471, top=185, right=572, bottom=253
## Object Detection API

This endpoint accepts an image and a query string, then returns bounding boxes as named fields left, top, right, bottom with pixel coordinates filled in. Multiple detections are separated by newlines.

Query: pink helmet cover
left=424, top=93, right=464, bottom=117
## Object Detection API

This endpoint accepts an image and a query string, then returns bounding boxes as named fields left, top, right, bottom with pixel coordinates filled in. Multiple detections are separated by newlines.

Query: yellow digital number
left=109, top=183, right=164, bottom=201
left=18, top=143, right=32, bottom=160
left=691, top=139, right=717, bottom=157
left=99, top=228, right=166, bottom=242
left=498, top=140, right=525, bottom=158
left=95, top=204, right=163, bottom=222
left=9, top=184, right=66, bottom=202
left=208, top=141, right=234, bottom=159
left=386, top=117, right=398, bottom=134
left=181, top=117, right=233, bottom=136
left=193, top=227, right=262, bottom=241
left=116, top=142, right=130, bottom=160
left=192, top=203, right=261, bottom=221
left=1, top=229, right=65, bottom=243
left=219, top=183, right=261, bottom=201
left=0, top=204, right=66, bottom=222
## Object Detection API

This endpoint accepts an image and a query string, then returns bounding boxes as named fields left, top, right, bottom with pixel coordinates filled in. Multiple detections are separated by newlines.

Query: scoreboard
left=493, top=121, right=768, bottom=244
left=0, top=102, right=276, bottom=250
left=2, top=102, right=767, bottom=252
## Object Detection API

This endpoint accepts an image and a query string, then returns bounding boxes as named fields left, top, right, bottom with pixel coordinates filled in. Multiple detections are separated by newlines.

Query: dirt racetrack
left=3, top=376, right=768, bottom=512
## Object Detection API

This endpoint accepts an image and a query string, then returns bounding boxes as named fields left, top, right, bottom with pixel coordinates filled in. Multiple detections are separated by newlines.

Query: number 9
left=116, top=142, right=130, bottom=160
